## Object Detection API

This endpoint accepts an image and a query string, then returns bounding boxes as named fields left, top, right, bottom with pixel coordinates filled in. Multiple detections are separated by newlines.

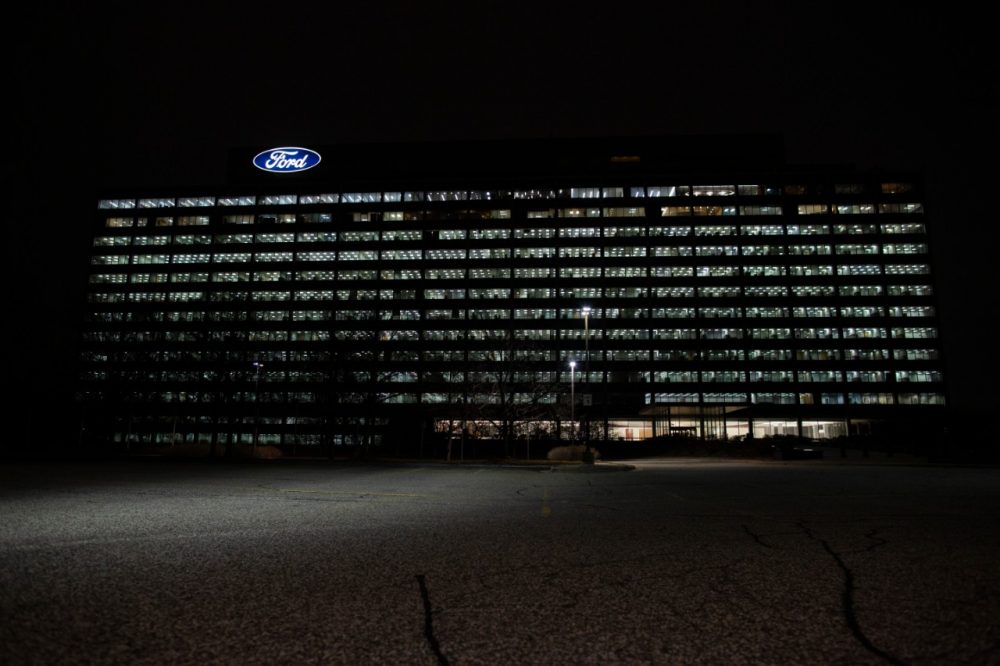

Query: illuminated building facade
left=77, top=137, right=946, bottom=452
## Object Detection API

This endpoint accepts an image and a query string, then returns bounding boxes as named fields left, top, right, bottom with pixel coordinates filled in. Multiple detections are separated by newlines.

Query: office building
left=77, top=137, right=946, bottom=453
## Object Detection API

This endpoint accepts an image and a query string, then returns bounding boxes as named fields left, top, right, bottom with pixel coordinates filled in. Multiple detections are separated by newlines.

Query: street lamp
left=581, top=306, right=591, bottom=458
left=252, top=361, right=264, bottom=457
left=569, top=360, right=576, bottom=442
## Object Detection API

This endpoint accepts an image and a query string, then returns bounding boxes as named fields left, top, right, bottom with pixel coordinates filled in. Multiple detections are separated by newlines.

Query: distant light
left=569, top=361, right=576, bottom=369
left=582, top=306, right=592, bottom=315
left=610, top=155, right=641, bottom=163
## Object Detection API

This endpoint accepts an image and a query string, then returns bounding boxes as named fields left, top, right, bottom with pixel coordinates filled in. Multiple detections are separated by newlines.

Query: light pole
left=569, top=360, right=576, bottom=442
left=582, top=306, right=592, bottom=459
left=252, top=361, right=264, bottom=457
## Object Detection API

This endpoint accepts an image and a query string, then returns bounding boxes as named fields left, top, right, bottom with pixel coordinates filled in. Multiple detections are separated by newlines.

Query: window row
left=81, top=347, right=941, bottom=366
left=96, top=184, right=917, bottom=210
left=86, top=283, right=936, bottom=303
left=82, top=323, right=939, bottom=342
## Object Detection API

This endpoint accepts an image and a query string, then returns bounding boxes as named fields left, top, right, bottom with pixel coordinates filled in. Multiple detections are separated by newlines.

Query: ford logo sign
left=252, top=147, right=322, bottom=173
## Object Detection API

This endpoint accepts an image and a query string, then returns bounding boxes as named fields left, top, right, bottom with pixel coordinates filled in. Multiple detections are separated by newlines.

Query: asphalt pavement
left=2, top=458, right=998, bottom=664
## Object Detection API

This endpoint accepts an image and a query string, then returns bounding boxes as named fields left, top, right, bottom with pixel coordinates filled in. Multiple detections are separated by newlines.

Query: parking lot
left=2, top=458, right=998, bottom=664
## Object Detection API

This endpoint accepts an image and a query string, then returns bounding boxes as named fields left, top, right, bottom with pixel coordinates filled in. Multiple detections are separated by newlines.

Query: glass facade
left=79, top=142, right=945, bottom=451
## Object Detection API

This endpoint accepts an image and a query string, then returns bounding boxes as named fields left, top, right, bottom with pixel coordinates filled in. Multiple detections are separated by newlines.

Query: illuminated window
left=790, top=285, right=834, bottom=297
left=749, top=328, right=790, bottom=339
left=649, top=225, right=691, bottom=237
left=885, top=264, right=930, bottom=275
left=743, top=265, right=787, bottom=277
left=132, top=254, right=170, bottom=264
left=882, top=243, right=927, bottom=255
left=426, top=268, right=465, bottom=280
left=298, top=194, right=337, bottom=205
left=692, top=185, right=735, bottom=197
left=893, top=349, right=938, bottom=361
left=661, top=206, right=692, bottom=217
left=838, top=264, right=882, bottom=276
left=212, top=252, right=250, bottom=264
left=470, top=268, right=510, bottom=279
left=604, top=246, right=646, bottom=258
left=99, top=199, right=136, bottom=210
left=750, top=392, right=795, bottom=405
left=339, top=250, right=377, bottom=261
left=788, top=244, right=831, bottom=255
left=741, top=225, right=783, bottom=236
left=654, top=287, right=695, bottom=298
left=560, top=226, right=600, bottom=238
left=798, top=371, right=843, bottom=383
left=652, top=328, right=697, bottom=340
left=879, top=203, right=923, bottom=214
left=223, top=215, right=254, bottom=225
left=560, top=267, right=601, bottom=278
left=132, top=235, right=169, bottom=246
left=515, top=288, right=555, bottom=298
left=797, top=349, right=841, bottom=361
left=177, top=196, right=214, bottom=208
left=340, top=231, right=378, bottom=242
left=514, top=227, right=555, bottom=239
left=603, top=207, right=645, bottom=217
left=833, top=204, right=875, bottom=215
left=788, top=265, right=832, bottom=277
left=692, top=205, right=736, bottom=216
left=888, top=306, right=934, bottom=318
left=697, top=266, right=739, bottom=278
left=786, top=224, right=829, bottom=235
left=379, top=268, right=422, bottom=280
left=260, top=194, right=297, bottom=205
left=695, top=225, right=736, bottom=236
left=256, top=252, right=293, bottom=262
left=257, top=232, right=296, bottom=243
left=745, top=307, right=787, bottom=318
left=515, top=247, right=557, bottom=259
left=839, top=285, right=883, bottom=297
left=647, top=186, right=689, bottom=198
left=426, top=249, right=467, bottom=260
left=606, top=266, right=647, bottom=278
left=514, top=268, right=554, bottom=279
left=882, top=223, right=925, bottom=234
left=695, top=245, right=738, bottom=257
left=296, top=270, right=335, bottom=281
left=736, top=285, right=780, bottom=297
left=172, top=234, right=210, bottom=245
left=739, top=206, right=783, bottom=216
left=742, top=245, right=784, bottom=256
left=891, top=327, right=937, bottom=339
left=700, top=328, right=742, bottom=340
left=469, top=248, right=510, bottom=259
left=897, top=393, right=945, bottom=405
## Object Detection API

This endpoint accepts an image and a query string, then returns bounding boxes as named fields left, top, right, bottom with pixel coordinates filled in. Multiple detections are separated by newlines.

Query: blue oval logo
left=252, top=147, right=322, bottom=173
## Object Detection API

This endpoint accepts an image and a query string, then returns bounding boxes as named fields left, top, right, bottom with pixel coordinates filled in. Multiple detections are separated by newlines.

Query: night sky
left=10, top=3, right=998, bottom=440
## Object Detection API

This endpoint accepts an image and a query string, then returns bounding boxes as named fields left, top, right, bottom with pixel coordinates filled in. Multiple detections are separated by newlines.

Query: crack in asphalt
left=797, top=522, right=908, bottom=666
left=742, top=524, right=774, bottom=548
left=861, top=528, right=888, bottom=553
left=416, top=574, right=449, bottom=666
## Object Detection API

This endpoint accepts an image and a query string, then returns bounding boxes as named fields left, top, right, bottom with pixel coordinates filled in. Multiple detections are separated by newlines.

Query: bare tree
left=467, top=329, right=561, bottom=458
left=325, top=306, right=412, bottom=455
